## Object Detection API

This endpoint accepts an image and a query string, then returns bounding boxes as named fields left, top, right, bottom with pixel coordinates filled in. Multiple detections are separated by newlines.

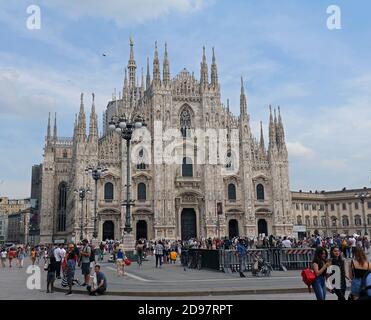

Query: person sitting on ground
left=87, top=264, right=107, bottom=296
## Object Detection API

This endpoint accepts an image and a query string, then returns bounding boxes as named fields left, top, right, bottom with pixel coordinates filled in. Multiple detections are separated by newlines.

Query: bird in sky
left=102, top=53, right=106, bottom=57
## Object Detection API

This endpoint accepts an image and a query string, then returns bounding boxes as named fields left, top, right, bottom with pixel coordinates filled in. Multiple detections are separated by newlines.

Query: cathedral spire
left=200, top=46, right=208, bottom=87
left=141, top=67, right=145, bottom=97
left=146, top=57, right=151, bottom=89
left=163, top=42, right=170, bottom=85
left=268, top=105, right=276, bottom=150
left=211, top=47, right=218, bottom=87
left=77, top=93, right=86, bottom=142
left=260, top=121, right=265, bottom=151
left=127, top=37, right=137, bottom=89
left=153, top=41, right=161, bottom=84
left=277, top=106, right=286, bottom=148
left=46, top=112, right=51, bottom=146
left=53, top=112, right=57, bottom=144
left=88, top=93, right=98, bottom=142
left=240, top=76, right=247, bottom=117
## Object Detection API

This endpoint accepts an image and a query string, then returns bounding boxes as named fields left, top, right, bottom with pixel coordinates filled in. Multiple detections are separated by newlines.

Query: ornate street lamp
left=108, top=114, right=146, bottom=234
left=85, top=166, right=108, bottom=240
left=108, top=114, right=146, bottom=253
left=74, top=187, right=91, bottom=241
left=355, top=190, right=370, bottom=236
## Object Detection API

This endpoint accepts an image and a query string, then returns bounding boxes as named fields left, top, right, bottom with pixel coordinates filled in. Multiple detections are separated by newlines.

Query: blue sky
left=0, top=0, right=371, bottom=198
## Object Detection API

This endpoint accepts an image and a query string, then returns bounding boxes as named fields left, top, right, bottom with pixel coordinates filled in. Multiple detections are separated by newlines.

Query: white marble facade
left=39, top=40, right=293, bottom=244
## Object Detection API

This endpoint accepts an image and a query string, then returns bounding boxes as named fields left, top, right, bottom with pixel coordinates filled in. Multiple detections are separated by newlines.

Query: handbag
left=124, top=258, right=131, bottom=266
left=61, top=275, right=68, bottom=287
left=43, top=259, right=49, bottom=271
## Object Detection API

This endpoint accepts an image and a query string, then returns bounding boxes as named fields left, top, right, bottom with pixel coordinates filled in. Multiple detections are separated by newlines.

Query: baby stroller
left=251, top=252, right=273, bottom=277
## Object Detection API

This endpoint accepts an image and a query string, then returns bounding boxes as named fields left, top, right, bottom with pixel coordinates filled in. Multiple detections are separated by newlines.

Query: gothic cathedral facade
left=39, top=40, right=293, bottom=244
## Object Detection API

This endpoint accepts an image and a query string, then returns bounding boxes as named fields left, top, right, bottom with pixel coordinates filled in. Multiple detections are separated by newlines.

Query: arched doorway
left=181, top=208, right=196, bottom=240
left=102, top=221, right=114, bottom=241
left=228, top=219, right=239, bottom=238
left=258, top=219, right=268, bottom=236
left=136, top=220, right=148, bottom=240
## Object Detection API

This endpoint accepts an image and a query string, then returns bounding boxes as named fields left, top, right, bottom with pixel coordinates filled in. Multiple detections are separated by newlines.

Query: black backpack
left=89, top=248, right=95, bottom=262
left=359, top=270, right=371, bottom=299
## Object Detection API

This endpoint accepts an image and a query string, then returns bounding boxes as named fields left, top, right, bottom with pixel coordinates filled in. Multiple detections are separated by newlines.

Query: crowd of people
left=1, top=232, right=370, bottom=299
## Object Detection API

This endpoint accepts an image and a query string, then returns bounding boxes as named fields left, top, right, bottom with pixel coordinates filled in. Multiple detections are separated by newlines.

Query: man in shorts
left=80, top=239, right=91, bottom=286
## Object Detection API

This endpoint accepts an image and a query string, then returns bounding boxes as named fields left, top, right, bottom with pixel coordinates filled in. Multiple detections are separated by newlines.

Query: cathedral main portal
left=181, top=208, right=197, bottom=240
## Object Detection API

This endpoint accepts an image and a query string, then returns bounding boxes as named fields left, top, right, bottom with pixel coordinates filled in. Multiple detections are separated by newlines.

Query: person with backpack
left=329, top=246, right=347, bottom=300
left=348, top=246, right=371, bottom=300
left=80, top=239, right=92, bottom=286
left=136, top=240, right=144, bottom=267
left=312, top=247, right=331, bottom=300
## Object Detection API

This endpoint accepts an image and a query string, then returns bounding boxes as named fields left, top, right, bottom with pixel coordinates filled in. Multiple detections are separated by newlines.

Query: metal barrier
left=218, top=248, right=315, bottom=272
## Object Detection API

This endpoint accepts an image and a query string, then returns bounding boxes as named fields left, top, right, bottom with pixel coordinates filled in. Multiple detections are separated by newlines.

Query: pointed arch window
left=182, top=157, right=193, bottom=177
left=256, top=184, right=265, bottom=201
left=138, top=183, right=147, bottom=201
left=180, top=109, right=191, bottom=138
left=104, top=182, right=114, bottom=202
left=228, top=183, right=236, bottom=201
left=57, top=182, right=67, bottom=232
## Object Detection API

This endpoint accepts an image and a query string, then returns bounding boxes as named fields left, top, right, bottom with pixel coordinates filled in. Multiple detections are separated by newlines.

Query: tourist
left=17, top=247, right=25, bottom=268
left=330, top=246, right=347, bottom=300
left=312, top=247, right=331, bottom=300
left=46, top=254, right=57, bottom=293
left=155, top=241, right=164, bottom=268
left=282, top=236, right=292, bottom=248
left=136, top=240, right=144, bottom=267
left=363, top=237, right=369, bottom=254
left=349, top=246, right=371, bottom=300
left=80, top=239, right=92, bottom=286
left=87, top=264, right=107, bottom=296
left=54, top=244, right=62, bottom=279
left=116, top=247, right=125, bottom=276
left=30, top=247, right=36, bottom=266
left=65, top=246, right=76, bottom=295
left=170, top=248, right=177, bottom=264
left=349, top=235, right=357, bottom=258
left=1, top=248, right=7, bottom=268
left=8, top=248, right=16, bottom=267
left=236, top=239, right=247, bottom=278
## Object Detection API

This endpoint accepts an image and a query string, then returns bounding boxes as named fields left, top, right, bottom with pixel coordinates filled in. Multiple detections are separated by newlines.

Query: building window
left=180, top=109, right=191, bottom=138
left=330, top=204, right=335, bottom=211
left=368, top=202, right=371, bottom=209
left=368, top=215, right=371, bottom=226
left=63, top=149, right=68, bottom=158
left=354, top=202, right=359, bottom=210
left=331, top=216, right=337, bottom=227
left=313, top=216, right=318, bottom=226
left=304, top=204, right=309, bottom=211
left=137, top=183, right=146, bottom=201
left=228, top=184, right=236, bottom=201
left=321, top=217, right=326, bottom=227
left=256, top=184, right=265, bottom=201
left=57, top=182, right=67, bottom=232
left=342, top=215, right=349, bottom=227
left=319, top=204, right=324, bottom=211
left=354, top=215, right=362, bottom=226
left=104, top=182, right=114, bottom=202
left=182, top=157, right=193, bottom=177
left=297, top=216, right=302, bottom=225
left=312, top=204, right=316, bottom=210
left=305, top=216, right=310, bottom=226
left=296, top=203, right=300, bottom=210
left=342, top=203, right=347, bottom=210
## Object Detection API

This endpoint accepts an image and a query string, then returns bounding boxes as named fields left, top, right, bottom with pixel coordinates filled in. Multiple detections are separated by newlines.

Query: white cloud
left=41, top=0, right=209, bottom=27
left=287, top=142, right=315, bottom=159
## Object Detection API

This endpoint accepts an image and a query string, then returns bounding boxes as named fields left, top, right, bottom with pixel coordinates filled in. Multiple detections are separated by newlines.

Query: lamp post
left=74, top=187, right=91, bottom=241
left=355, top=190, right=370, bottom=236
left=85, top=166, right=108, bottom=240
left=108, top=114, right=146, bottom=233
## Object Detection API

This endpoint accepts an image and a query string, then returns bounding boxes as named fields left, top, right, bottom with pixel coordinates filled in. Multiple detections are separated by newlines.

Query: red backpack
left=301, top=268, right=316, bottom=292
